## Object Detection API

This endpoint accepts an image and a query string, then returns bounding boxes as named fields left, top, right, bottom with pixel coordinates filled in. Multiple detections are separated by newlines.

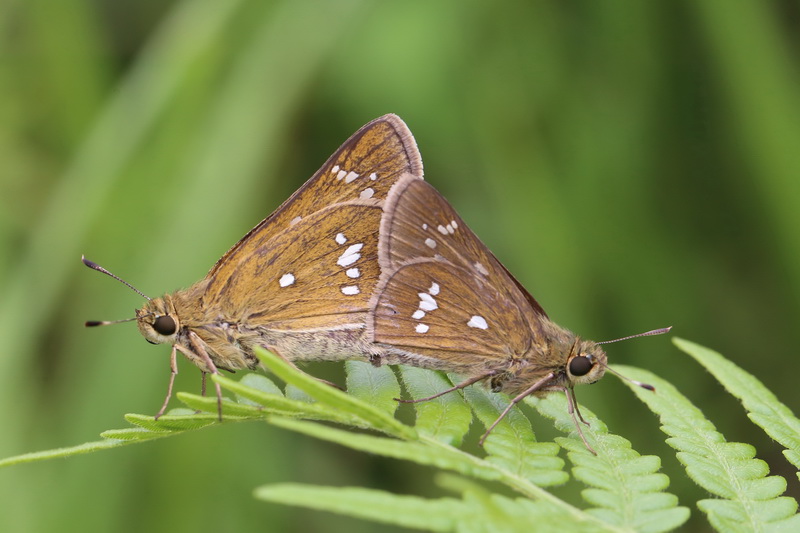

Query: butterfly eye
left=153, top=315, right=177, bottom=336
left=569, top=355, right=593, bottom=376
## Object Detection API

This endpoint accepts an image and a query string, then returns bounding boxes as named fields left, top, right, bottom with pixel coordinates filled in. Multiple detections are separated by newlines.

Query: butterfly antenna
left=596, top=326, right=672, bottom=345
left=82, top=255, right=151, bottom=301
left=85, top=317, right=140, bottom=328
left=601, top=364, right=655, bottom=391
left=595, top=326, right=671, bottom=392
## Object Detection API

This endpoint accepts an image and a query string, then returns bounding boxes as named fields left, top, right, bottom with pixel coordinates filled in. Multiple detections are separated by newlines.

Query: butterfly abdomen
left=241, top=325, right=375, bottom=364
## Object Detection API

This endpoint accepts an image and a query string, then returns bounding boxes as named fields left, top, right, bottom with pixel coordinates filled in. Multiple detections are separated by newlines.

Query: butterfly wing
left=368, top=175, right=546, bottom=364
left=203, top=115, right=422, bottom=330
left=206, top=114, right=423, bottom=285
left=208, top=200, right=383, bottom=331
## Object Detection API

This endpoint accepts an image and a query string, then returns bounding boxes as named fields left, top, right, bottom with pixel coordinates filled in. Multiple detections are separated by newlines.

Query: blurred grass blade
left=0, top=0, right=248, bottom=453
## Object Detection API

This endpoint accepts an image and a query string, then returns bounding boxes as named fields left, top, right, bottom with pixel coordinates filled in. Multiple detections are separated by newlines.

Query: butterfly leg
left=187, top=371, right=209, bottom=416
left=174, top=331, right=224, bottom=422
left=563, top=387, right=596, bottom=455
left=395, top=370, right=499, bottom=403
left=478, top=372, right=556, bottom=446
left=568, top=387, right=591, bottom=426
left=154, top=345, right=179, bottom=420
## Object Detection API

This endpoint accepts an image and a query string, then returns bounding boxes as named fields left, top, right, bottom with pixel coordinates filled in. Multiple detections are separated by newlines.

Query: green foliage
left=617, top=339, right=800, bottom=532
left=673, top=338, right=800, bottom=479
left=5, top=340, right=799, bottom=532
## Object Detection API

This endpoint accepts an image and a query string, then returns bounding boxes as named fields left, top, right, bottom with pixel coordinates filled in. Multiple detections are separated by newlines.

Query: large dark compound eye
left=569, top=355, right=593, bottom=376
left=153, top=315, right=177, bottom=336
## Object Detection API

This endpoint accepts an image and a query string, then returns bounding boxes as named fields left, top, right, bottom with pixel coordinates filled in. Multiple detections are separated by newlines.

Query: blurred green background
left=2, top=1, right=799, bottom=531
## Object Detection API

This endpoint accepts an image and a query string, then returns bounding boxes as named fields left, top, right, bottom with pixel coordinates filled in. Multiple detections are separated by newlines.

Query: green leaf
left=234, top=373, right=284, bottom=405
left=0, top=439, right=142, bottom=468
left=255, top=473, right=619, bottom=533
left=211, top=373, right=369, bottom=426
left=124, top=411, right=220, bottom=432
left=463, top=382, right=568, bottom=487
left=98, top=428, right=173, bottom=442
left=174, top=392, right=265, bottom=419
left=253, top=347, right=416, bottom=439
left=267, top=417, right=502, bottom=483
left=255, top=483, right=465, bottom=532
left=345, top=360, right=401, bottom=415
left=674, top=338, right=800, bottom=475
left=442, top=475, right=607, bottom=533
left=618, top=363, right=798, bottom=531
left=265, top=415, right=608, bottom=528
left=399, top=367, right=473, bottom=446
left=533, top=393, right=690, bottom=533
left=254, top=478, right=615, bottom=533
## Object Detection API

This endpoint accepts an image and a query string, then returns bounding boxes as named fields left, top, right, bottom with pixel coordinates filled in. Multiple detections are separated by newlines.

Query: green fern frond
left=463, top=384, right=568, bottom=487
left=9, top=341, right=796, bottom=532
left=533, top=393, right=690, bottom=532
left=253, top=483, right=468, bottom=533
left=398, top=366, right=473, bottom=446
left=264, top=417, right=502, bottom=484
left=345, top=360, right=402, bottom=415
left=618, top=359, right=800, bottom=531
left=254, top=478, right=614, bottom=533
left=0, top=346, right=690, bottom=531
left=256, top=348, right=415, bottom=439
left=673, top=338, right=800, bottom=477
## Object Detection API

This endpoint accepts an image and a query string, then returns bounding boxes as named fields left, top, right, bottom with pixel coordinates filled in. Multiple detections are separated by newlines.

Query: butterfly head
left=565, top=340, right=607, bottom=387
left=136, top=297, right=180, bottom=345
left=493, top=336, right=607, bottom=395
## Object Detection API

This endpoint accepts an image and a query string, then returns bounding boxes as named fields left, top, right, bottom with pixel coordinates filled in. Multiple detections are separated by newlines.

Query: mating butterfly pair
left=86, top=115, right=666, bottom=451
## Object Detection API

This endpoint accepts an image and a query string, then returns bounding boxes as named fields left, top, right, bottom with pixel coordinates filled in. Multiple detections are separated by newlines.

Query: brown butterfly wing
left=368, top=175, right=545, bottom=363
left=207, top=200, right=383, bottom=330
left=204, top=115, right=422, bottom=318
left=206, top=114, right=423, bottom=289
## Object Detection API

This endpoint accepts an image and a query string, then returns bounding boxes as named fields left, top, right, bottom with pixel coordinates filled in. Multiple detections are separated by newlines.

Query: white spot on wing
left=437, top=225, right=448, bottom=235
left=451, top=220, right=458, bottom=229
left=344, top=171, right=359, bottom=183
left=422, top=223, right=428, bottom=230
left=331, top=165, right=340, bottom=173
left=337, top=243, right=364, bottom=267
left=369, top=172, right=377, bottom=181
left=360, top=187, right=374, bottom=199
left=341, top=285, right=360, bottom=295
left=467, top=315, right=488, bottom=330
left=337, top=170, right=348, bottom=180
left=416, top=323, right=429, bottom=334
left=425, top=238, right=437, bottom=249
left=335, top=233, right=347, bottom=245
left=418, top=293, right=438, bottom=311
left=428, top=282, right=440, bottom=295
left=346, top=268, right=360, bottom=278
left=290, top=216, right=302, bottom=226
left=474, top=262, right=489, bottom=276
left=279, top=273, right=295, bottom=287
left=412, top=310, right=425, bottom=320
